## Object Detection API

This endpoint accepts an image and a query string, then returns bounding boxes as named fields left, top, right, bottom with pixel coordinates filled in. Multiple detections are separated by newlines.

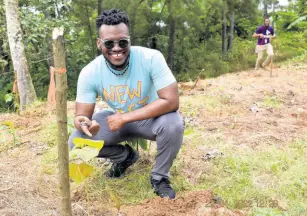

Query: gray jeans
left=68, top=110, right=184, bottom=180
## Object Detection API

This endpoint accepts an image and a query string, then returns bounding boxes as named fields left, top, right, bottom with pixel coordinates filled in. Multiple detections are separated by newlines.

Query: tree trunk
left=97, top=0, right=103, bottom=55
left=43, top=10, right=55, bottom=67
left=222, top=4, right=227, bottom=55
left=85, top=3, right=96, bottom=59
left=98, top=0, right=102, bottom=15
left=167, top=19, right=175, bottom=71
left=130, top=0, right=145, bottom=45
left=149, top=0, right=167, bottom=49
left=263, top=0, right=268, bottom=17
left=4, top=0, right=37, bottom=111
left=272, top=2, right=275, bottom=28
left=167, top=0, right=175, bottom=72
left=227, top=10, right=235, bottom=51
left=52, top=27, right=72, bottom=216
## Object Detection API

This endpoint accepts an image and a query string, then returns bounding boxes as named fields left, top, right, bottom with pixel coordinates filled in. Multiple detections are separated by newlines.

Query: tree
left=98, top=0, right=103, bottom=15
left=227, top=10, right=235, bottom=51
left=167, top=0, right=175, bottom=71
left=298, top=0, right=307, bottom=14
left=4, top=0, right=37, bottom=111
left=222, top=2, right=227, bottom=55
left=0, top=0, right=10, bottom=74
left=263, top=0, right=268, bottom=17
left=129, top=0, right=145, bottom=45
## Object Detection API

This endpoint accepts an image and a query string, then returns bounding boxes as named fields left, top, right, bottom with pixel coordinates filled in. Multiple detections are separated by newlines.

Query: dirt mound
left=120, top=190, right=246, bottom=216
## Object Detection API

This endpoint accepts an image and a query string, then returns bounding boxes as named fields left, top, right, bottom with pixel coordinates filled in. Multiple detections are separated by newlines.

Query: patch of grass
left=20, top=100, right=48, bottom=117
left=249, top=207, right=288, bottom=216
left=41, top=147, right=58, bottom=175
left=194, top=138, right=307, bottom=216
left=180, top=94, right=233, bottom=116
left=85, top=161, right=151, bottom=204
left=262, top=90, right=281, bottom=109
left=263, top=95, right=281, bottom=108
left=39, top=120, right=57, bottom=147
left=27, top=99, right=46, bottom=108
left=0, top=140, right=11, bottom=152
left=38, top=116, right=74, bottom=147
left=84, top=153, right=190, bottom=205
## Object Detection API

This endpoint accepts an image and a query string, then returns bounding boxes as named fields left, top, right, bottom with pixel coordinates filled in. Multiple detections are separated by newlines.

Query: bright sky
left=259, top=0, right=290, bottom=11
left=279, top=0, right=289, bottom=6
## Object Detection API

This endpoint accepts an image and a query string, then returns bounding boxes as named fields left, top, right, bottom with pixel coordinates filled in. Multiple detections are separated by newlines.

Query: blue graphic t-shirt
left=76, top=46, right=176, bottom=113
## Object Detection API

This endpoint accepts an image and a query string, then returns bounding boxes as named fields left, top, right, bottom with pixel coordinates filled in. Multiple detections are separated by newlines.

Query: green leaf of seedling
left=69, top=147, right=100, bottom=162
left=69, top=163, right=93, bottom=184
left=4, top=94, right=13, bottom=103
left=2, top=121, right=15, bottom=132
left=184, top=128, right=194, bottom=136
left=73, top=138, right=104, bottom=150
left=127, top=139, right=138, bottom=149
left=69, top=147, right=98, bottom=162
left=138, top=139, right=148, bottom=151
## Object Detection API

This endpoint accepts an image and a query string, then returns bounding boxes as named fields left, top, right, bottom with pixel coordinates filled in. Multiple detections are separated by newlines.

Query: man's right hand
left=259, top=34, right=264, bottom=39
left=74, top=116, right=100, bottom=137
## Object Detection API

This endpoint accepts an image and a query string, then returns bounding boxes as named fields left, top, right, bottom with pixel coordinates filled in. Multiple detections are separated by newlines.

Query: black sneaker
left=151, top=177, right=176, bottom=199
left=106, top=145, right=139, bottom=178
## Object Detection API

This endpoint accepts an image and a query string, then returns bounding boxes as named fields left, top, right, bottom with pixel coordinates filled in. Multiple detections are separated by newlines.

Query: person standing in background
left=253, top=17, right=276, bottom=70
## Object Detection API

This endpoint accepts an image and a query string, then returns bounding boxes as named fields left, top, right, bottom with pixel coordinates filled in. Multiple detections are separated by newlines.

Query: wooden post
left=270, top=56, right=273, bottom=77
left=48, top=66, right=56, bottom=107
left=52, top=27, right=72, bottom=216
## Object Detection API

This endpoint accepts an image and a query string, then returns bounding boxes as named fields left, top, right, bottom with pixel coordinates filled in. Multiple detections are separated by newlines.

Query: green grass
left=39, top=116, right=74, bottom=147
left=39, top=120, right=58, bottom=147
left=180, top=93, right=235, bottom=117
left=193, top=138, right=307, bottom=216
left=41, top=146, right=58, bottom=175
left=85, top=157, right=190, bottom=205
left=263, top=95, right=281, bottom=109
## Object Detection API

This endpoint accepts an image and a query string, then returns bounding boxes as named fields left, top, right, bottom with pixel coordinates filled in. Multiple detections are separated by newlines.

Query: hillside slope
left=1, top=63, right=307, bottom=216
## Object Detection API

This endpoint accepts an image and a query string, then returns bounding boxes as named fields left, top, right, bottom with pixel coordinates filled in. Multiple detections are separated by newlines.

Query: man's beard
left=105, top=53, right=130, bottom=70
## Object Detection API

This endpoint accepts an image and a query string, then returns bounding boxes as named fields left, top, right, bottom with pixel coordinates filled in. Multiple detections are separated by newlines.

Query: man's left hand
left=107, top=111, right=125, bottom=131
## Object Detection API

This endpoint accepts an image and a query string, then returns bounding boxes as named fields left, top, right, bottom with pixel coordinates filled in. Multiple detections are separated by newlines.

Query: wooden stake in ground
left=270, top=55, right=273, bottom=77
left=192, top=69, right=204, bottom=89
left=48, top=66, right=56, bottom=107
left=270, top=37, right=277, bottom=78
left=52, top=27, right=72, bottom=216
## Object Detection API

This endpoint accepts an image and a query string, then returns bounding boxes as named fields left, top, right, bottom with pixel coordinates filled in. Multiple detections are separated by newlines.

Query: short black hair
left=96, top=9, right=129, bottom=30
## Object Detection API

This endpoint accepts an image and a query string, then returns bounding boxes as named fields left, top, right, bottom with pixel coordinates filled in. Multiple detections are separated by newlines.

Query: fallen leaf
left=109, top=190, right=121, bottom=211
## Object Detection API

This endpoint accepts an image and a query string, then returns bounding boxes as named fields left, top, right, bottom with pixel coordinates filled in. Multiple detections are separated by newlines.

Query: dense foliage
left=0, top=0, right=306, bottom=111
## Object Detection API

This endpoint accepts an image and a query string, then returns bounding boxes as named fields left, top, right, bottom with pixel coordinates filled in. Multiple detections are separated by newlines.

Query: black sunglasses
left=99, top=37, right=130, bottom=49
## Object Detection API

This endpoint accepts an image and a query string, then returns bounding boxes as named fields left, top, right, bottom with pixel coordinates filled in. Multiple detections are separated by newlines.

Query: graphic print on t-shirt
left=102, top=81, right=150, bottom=112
